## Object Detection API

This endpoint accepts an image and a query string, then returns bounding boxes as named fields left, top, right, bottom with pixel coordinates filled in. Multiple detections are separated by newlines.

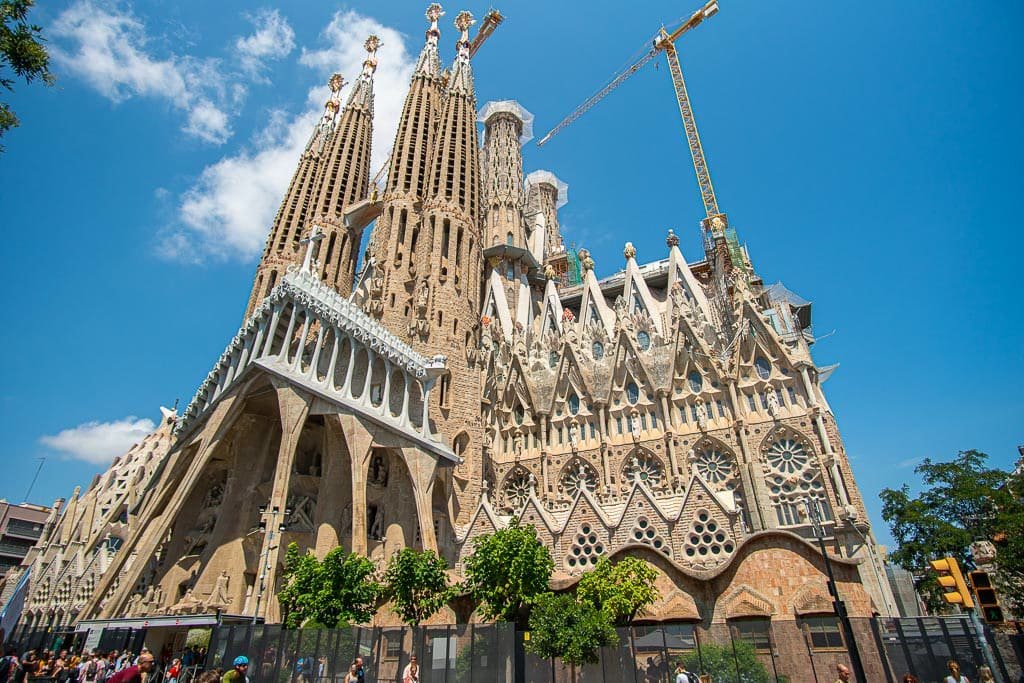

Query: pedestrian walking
left=944, top=660, right=970, bottom=683
left=104, top=652, right=154, bottom=683
left=352, top=657, right=365, bottom=683
left=402, top=655, right=418, bottom=683
left=834, top=663, right=851, bottom=683
left=221, top=656, right=249, bottom=683
left=977, top=666, right=995, bottom=683
left=900, top=675, right=919, bottom=683
left=344, top=665, right=359, bottom=683
left=0, top=648, right=19, bottom=683
left=164, top=658, right=181, bottom=683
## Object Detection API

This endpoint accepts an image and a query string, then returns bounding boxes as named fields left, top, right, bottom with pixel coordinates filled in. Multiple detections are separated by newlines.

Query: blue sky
left=1, top=1, right=1021, bottom=552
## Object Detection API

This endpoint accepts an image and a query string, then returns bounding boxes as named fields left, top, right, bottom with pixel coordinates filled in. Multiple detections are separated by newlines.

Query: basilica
left=9, top=3, right=895, bottom=663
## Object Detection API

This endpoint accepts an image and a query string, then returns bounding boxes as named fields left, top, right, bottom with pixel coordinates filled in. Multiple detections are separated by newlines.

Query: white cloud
left=50, top=1, right=236, bottom=143
left=40, top=416, right=156, bottom=465
left=236, top=9, right=296, bottom=78
left=163, top=10, right=416, bottom=262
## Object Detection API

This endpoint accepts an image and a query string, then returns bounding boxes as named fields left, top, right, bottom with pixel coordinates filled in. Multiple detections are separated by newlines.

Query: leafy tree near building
left=383, top=547, right=454, bottom=626
left=1, top=0, right=54, bottom=151
left=576, top=556, right=659, bottom=626
left=880, top=449, right=1024, bottom=614
left=463, top=521, right=554, bottom=626
left=525, top=593, right=617, bottom=667
left=277, top=543, right=381, bottom=628
left=682, top=641, right=773, bottom=683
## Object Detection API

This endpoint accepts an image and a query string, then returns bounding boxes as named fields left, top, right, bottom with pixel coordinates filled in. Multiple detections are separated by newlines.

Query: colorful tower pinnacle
left=244, top=74, right=346, bottom=318
left=305, top=36, right=380, bottom=296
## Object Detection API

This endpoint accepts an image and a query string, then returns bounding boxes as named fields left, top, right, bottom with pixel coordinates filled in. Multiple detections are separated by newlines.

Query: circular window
left=568, top=393, right=580, bottom=415
left=637, top=330, right=651, bottom=351
left=755, top=357, right=771, bottom=380
left=592, top=341, right=604, bottom=360
left=548, top=351, right=558, bottom=369
left=688, top=371, right=703, bottom=393
left=626, top=382, right=640, bottom=405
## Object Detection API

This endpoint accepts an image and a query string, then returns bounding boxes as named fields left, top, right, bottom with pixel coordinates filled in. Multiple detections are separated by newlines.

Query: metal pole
left=967, top=607, right=1003, bottom=683
left=805, top=498, right=867, bottom=683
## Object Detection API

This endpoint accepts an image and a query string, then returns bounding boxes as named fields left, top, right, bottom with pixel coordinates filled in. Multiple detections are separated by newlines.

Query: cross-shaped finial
left=300, top=223, right=326, bottom=273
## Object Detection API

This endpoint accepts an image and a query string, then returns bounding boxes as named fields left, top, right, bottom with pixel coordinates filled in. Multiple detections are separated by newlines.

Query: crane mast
left=537, top=2, right=735, bottom=241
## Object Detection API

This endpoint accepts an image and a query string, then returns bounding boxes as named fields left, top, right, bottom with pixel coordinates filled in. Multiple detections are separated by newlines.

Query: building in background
left=0, top=502, right=50, bottom=581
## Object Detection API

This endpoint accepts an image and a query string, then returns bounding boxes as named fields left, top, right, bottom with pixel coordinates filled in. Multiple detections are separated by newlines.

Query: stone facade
left=16, top=5, right=896, bottom=659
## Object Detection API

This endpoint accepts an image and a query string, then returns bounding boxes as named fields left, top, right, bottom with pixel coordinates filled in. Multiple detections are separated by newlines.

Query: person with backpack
left=104, top=652, right=153, bottom=683
left=0, top=647, right=20, bottom=683
left=81, top=654, right=101, bottom=683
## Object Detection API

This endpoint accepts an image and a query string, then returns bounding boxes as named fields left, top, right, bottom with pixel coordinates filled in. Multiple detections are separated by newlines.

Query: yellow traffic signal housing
left=969, top=571, right=1005, bottom=623
left=929, top=557, right=974, bottom=608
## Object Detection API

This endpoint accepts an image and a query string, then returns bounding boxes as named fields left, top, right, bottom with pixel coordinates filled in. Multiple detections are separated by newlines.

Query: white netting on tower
left=525, top=170, right=569, bottom=209
left=477, top=100, right=534, bottom=145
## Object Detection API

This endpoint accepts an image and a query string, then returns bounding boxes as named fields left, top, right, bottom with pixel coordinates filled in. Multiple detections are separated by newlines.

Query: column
left=261, top=304, right=283, bottom=357
left=255, top=382, right=311, bottom=621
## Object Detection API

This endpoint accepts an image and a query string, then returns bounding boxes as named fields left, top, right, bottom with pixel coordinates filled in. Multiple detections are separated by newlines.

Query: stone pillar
left=336, top=414, right=375, bottom=556
left=314, top=418, right=352, bottom=556
left=400, top=446, right=440, bottom=553
left=255, top=381, right=312, bottom=621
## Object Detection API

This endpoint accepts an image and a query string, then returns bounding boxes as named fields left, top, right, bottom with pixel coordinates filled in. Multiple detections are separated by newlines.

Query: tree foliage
left=576, top=556, right=659, bottom=626
left=463, top=521, right=554, bottom=625
left=277, top=543, right=381, bottom=628
left=383, top=548, right=454, bottom=626
left=1, top=0, right=54, bottom=150
left=880, top=449, right=1024, bottom=613
left=681, top=641, right=773, bottom=683
left=525, top=593, right=618, bottom=667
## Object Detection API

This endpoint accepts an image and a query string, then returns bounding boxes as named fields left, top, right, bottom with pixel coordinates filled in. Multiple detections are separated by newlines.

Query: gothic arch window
left=453, top=431, right=470, bottom=457
left=688, top=371, right=703, bottom=393
left=558, top=458, right=598, bottom=498
left=622, top=450, right=665, bottom=489
left=755, top=356, right=771, bottom=380
left=567, top=392, right=580, bottom=416
left=502, top=467, right=533, bottom=511
left=592, top=340, right=605, bottom=360
left=762, top=429, right=832, bottom=527
left=626, top=382, right=640, bottom=405
left=637, top=330, right=651, bottom=351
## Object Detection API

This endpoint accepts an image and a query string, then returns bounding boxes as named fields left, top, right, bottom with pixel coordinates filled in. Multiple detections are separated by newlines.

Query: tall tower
left=524, top=170, right=574, bottom=285
left=479, top=101, right=532, bottom=249
left=245, top=74, right=346, bottom=318
left=479, top=100, right=534, bottom=324
left=370, top=4, right=445, bottom=335
left=417, top=9, right=485, bottom=522
left=307, top=36, right=379, bottom=296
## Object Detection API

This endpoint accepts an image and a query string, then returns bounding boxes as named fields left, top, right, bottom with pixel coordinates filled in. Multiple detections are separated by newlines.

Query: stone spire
left=524, top=170, right=567, bottom=263
left=413, top=9, right=485, bottom=524
left=371, top=5, right=447, bottom=338
left=244, top=74, right=346, bottom=318
left=305, top=36, right=380, bottom=296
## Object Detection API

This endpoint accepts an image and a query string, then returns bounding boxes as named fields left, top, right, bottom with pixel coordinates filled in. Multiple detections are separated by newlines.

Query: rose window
left=695, top=448, right=734, bottom=485
left=503, top=470, right=533, bottom=510
left=766, top=438, right=808, bottom=474
left=567, top=523, right=605, bottom=570
left=624, top=453, right=664, bottom=488
left=560, top=460, right=598, bottom=497
left=631, top=517, right=670, bottom=556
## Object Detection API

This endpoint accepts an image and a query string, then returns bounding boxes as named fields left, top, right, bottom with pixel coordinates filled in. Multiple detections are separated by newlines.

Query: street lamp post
left=251, top=504, right=292, bottom=624
left=804, top=497, right=867, bottom=683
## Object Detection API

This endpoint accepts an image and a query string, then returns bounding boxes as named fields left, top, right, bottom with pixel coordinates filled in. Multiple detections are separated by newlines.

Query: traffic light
left=929, top=557, right=974, bottom=608
left=969, top=571, right=1005, bottom=623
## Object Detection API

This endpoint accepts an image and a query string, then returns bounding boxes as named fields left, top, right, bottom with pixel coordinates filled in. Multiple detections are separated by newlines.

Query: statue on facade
left=766, top=388, right=780, bottom=418
left=695, top=402, right=708, bottom=431
left=204, top=571, right=233, bottom=609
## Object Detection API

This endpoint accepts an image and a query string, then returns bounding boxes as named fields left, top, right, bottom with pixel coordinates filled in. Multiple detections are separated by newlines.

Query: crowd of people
left=0, top=646, right=213, bottom=683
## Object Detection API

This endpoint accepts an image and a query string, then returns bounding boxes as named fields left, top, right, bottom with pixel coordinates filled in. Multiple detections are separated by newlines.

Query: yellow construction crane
left=537, top=1, right=723, bottom=222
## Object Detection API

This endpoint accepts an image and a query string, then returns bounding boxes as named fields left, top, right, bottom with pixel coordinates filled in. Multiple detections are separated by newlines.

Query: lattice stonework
left=559, top=459, right=598, bottom=498
left=567, top=523, right=605, bottom=570
left=623, top=451, right=665, bottom=490
left=682, top=509, right=734, bottom=567
left=631, top=517, right=670, bottom=556
left=763, top=432, right=831, bottom=526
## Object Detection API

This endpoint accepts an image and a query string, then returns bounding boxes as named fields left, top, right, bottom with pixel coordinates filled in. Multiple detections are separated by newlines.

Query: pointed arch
left=759, top=425, right=832, bottom=527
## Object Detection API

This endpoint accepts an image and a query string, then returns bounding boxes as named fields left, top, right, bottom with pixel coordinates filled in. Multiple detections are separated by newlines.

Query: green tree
left=277, top=543, right=382, bottom=628
left=880, top=449, right=1024, bottom=613
left=525, top=593, right=617, bottom=667
left=1, top=0, right=54, bottom=150
left=682, top=641, right=772, bottom=683
left=576, top=556, right=659, bottom=626
left=383, top=547, right=453, bottom=626
left=463, top=521, right=554, bottom=626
